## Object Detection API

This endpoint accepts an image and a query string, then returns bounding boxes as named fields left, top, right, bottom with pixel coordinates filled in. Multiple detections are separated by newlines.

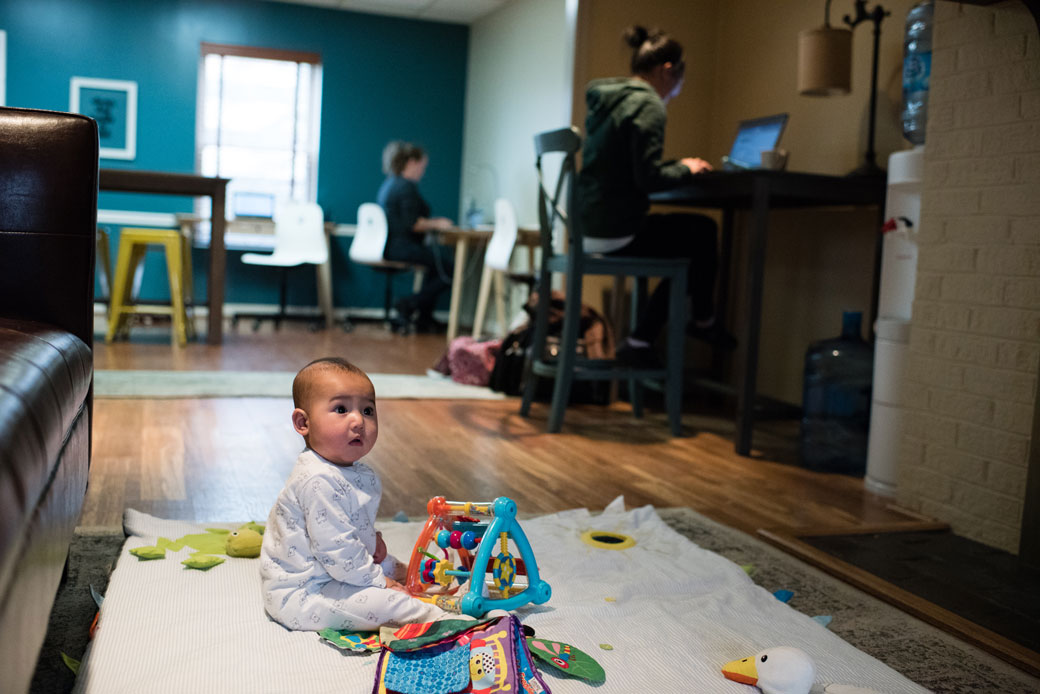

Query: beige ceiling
left=260, top=0, right=511, bottom=24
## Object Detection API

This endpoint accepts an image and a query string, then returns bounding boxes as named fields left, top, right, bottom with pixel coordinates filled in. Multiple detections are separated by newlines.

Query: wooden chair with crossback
left=519, top=126, right=687, bottom=435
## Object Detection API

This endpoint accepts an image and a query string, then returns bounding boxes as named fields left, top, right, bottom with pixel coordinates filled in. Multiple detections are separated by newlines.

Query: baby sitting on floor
left=259, top=357, right=447, bottom=631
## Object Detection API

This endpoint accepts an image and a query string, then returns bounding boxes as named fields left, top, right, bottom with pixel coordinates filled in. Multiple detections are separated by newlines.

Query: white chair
left=472, top=198, right=532, bottom=337
left=350, top=202, right=423, bottom=322
left=232, top=200, right=334, bottom=330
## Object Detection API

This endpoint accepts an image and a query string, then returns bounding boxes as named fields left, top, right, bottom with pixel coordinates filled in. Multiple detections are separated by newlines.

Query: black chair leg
left=665, top=268, right=687, bottom=436
left=383, top=272, right=394, bottom=322
left=520, top=267, right=552, bottom=417
left=629, top=276, right=647, bottom=418
left=547, top=269, right=582, bottom=433
left=231, top=264, right=332, bottom=332
left=275, top=267, right=289, bottom=330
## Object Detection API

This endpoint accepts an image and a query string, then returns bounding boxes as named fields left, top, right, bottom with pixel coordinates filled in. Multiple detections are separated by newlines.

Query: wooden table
left=439, top=226, right=541, bottom=343
left=650, top=169, right=886, bottom=456
left=99, top=170, right=230, bottom=345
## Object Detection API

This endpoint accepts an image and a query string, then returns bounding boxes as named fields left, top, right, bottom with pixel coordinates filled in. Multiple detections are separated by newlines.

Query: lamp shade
left=798, top=26, right=852, bottom=96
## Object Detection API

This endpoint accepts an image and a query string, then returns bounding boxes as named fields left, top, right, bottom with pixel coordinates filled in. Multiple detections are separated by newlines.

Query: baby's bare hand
left=384, top=578, right=410, bottom=594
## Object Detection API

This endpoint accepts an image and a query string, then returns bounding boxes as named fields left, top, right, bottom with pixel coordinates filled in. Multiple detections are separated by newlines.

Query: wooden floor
left=85, top=318, right=917, bottom=535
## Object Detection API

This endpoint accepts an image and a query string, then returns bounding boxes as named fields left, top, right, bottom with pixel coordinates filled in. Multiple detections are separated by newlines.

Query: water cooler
left=864, top=146, right=923, bottom=496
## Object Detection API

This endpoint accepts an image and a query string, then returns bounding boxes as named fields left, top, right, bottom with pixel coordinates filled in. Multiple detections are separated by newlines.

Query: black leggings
left=384, top=239, right=454, bottom=317
left=605, top=212, right=718, bottom=342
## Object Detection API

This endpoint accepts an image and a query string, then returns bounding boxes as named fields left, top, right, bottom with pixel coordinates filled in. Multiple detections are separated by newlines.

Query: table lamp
left=798, top=0, right=889, bottom=177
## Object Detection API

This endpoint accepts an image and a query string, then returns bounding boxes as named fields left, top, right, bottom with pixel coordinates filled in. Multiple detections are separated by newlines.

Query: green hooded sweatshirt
left=576, top=77, right=693, bottom=240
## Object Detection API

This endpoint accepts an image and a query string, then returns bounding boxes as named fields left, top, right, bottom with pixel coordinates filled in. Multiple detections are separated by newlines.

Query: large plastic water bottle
left=800, top=311, right=874, bottom=475
left=901, top=0, right=934, bottom=145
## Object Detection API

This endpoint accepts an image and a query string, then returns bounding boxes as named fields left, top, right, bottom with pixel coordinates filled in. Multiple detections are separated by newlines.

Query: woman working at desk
left=377, top=141, right=454, bottom=333
left=577, top=25, right=728, bottom=366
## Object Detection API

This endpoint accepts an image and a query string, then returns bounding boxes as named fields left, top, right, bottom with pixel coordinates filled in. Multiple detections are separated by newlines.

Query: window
left=196, top=43, right=322, bottom=221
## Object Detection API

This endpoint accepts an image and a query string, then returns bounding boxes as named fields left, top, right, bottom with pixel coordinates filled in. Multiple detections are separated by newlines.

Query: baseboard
left=92, top=303, right=448, bottom=324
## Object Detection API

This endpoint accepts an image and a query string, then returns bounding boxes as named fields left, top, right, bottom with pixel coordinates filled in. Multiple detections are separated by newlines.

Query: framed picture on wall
left=70, top=77, right=137, bottom=160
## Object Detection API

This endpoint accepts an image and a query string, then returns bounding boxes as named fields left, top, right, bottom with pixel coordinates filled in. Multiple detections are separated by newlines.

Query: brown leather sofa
left=0, top=106, right=98, bottom=694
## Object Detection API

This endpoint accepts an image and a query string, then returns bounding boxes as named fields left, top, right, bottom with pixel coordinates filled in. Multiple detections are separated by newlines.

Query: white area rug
left=71, top=500, right=928, bottom=694
left=93, top=369, right=505, bottom=400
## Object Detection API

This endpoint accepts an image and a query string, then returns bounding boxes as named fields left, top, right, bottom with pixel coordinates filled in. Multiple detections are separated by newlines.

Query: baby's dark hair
left=624, top=25, right=685, bottom=79
left=293, top=357, right=371, bottom=409
left=382, top=140, right=427, bottom=176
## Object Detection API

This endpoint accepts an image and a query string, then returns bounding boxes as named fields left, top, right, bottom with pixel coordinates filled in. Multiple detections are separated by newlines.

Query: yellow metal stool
left=105, top=227, right=195, bottom=345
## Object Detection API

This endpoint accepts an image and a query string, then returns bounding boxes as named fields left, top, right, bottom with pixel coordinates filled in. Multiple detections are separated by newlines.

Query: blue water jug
left=901, top=0, right=934, bottom=145
left=799, top=311, right=874, bottom=475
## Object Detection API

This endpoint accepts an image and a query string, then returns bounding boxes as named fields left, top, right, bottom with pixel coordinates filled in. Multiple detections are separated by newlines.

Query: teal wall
left=0, top=0, right=468, bottom=310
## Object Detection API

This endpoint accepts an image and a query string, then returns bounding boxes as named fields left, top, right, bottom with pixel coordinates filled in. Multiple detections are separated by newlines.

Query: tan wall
left=572, top=0, right=719, bottom=163
left=573, top=0, right=917, bottom=402
left=708, top=0, right=916, bottom=174
left=896, top=1, right=1040, bottom=554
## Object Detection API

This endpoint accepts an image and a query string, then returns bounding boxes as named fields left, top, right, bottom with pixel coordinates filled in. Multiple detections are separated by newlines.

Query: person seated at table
left=576, top=25, right=733, bottom=367
left=377, top=140, right=455, bottom=333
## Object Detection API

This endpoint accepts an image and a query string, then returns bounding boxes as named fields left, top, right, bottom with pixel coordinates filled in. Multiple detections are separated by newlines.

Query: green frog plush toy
left=129, top=521, right=265, bottom=570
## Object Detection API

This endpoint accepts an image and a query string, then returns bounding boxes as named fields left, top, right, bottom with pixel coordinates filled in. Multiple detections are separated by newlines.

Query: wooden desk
left=439, top=226, right=540, bottom=343
left=650, top=169, right=886, bottom=456
left=99, top=170, right=230, bottom=344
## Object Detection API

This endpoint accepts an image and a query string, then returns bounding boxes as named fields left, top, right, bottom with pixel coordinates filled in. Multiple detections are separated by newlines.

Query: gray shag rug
left=30, top=528, right=126, bottom=694
left=30, top=509, right=1040, bottom=693
left=656, top=508, right=1039, bottom=693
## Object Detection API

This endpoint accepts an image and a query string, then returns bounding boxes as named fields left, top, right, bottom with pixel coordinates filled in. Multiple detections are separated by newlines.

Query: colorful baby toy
left=405, top=496, right=551, bottom=617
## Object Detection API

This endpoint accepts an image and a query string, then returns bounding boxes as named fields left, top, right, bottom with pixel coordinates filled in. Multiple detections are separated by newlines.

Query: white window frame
left=195, top=42, right=323, bottom=221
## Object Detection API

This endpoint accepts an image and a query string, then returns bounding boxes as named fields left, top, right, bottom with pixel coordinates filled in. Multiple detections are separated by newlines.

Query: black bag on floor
left=489, top=292, right=613, bottom=405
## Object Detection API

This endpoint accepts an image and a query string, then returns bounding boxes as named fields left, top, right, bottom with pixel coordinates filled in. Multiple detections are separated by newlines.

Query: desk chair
left=519, top=126, right=687, bottom=435
left=105, top=226, right=195, bottom=345
left=350, top=202, right=424, bottom=325
left=472, top=198, right=534, bottom=338
left=231, top=201, right=333, bottom=331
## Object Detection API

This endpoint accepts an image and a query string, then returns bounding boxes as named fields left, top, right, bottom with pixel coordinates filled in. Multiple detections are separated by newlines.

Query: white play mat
left=71, top=499, right=928, bottom=693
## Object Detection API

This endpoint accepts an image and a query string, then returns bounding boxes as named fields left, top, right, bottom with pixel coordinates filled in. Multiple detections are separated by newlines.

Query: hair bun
left=623, top=25, right=649, bottom=48
left=382, top=140, right=405, bottom=175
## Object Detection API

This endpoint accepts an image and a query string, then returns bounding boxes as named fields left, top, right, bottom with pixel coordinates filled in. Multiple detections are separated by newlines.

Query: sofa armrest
left=0, top=107, right=99, bottom=349
left=0, top=106, right=98, bottom=694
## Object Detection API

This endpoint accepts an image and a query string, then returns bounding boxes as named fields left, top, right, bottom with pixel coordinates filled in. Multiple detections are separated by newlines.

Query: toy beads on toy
left=405, top=496, right=551, bottom=617
left=436, top=529, right=480, bottom=551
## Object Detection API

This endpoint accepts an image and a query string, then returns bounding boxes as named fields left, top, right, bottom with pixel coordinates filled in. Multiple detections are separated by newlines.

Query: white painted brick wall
left=896, top=2, right=1040, bottom=554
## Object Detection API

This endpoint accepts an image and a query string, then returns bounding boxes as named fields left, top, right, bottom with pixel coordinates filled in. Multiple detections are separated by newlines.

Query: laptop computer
left=720, top=113, right=789, bottom=170
left=231, top=191, right=276, bottom=220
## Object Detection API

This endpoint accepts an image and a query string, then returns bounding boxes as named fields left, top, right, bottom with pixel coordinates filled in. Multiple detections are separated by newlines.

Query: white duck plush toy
left=722, top=647, right=816, bottom=694
left=722, top=647, right=885, bottom=694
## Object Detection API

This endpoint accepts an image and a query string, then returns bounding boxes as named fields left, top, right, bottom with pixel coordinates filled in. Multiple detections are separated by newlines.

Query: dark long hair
left=624, top=25, right=685, bottom=80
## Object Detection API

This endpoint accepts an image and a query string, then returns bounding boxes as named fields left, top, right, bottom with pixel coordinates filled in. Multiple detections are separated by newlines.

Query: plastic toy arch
left=405, top=496, right=552, bottom=617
